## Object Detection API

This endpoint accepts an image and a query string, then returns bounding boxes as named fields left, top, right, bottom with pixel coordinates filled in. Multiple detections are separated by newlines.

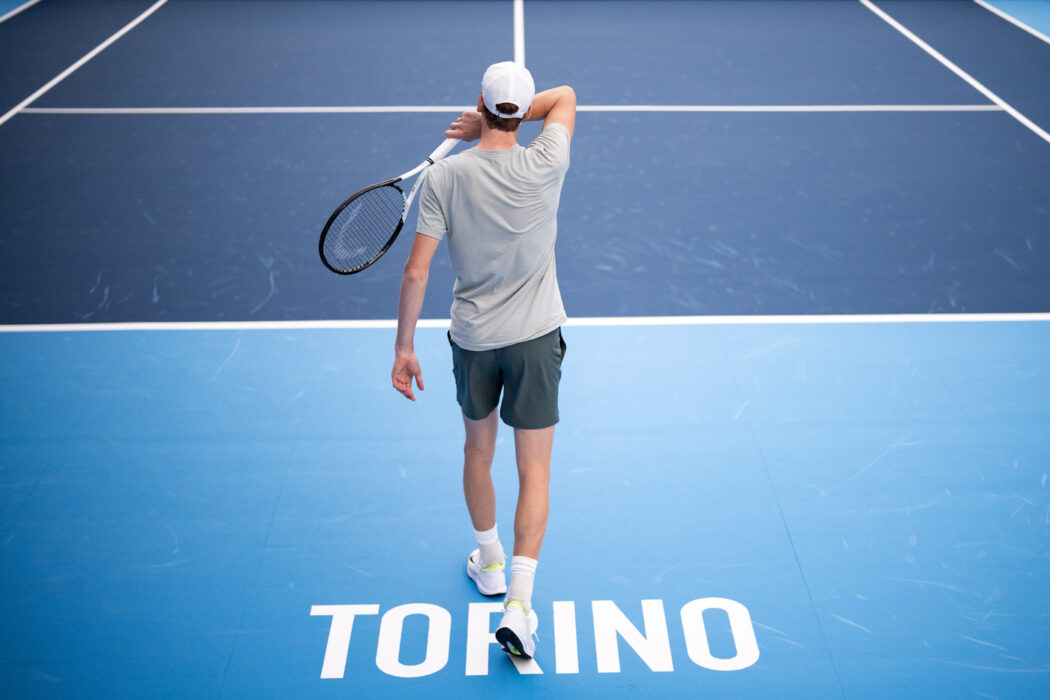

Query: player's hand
left=446, top=111, right=482, bottom=141
left=392, top=350, right=424, bottom=401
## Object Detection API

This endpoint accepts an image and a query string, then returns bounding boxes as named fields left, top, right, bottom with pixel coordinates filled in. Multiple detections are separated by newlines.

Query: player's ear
left=477, top=94, right=484, bottom=112
left=523, top=105, right=532, bottom=121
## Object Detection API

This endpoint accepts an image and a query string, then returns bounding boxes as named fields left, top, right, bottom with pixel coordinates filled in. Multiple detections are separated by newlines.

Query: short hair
left=483, top=102, right=524, bottom=132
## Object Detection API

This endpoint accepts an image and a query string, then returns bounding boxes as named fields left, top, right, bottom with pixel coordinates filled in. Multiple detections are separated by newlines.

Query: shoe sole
left=467, top=569, right=506, bottom=596
left=495, top=626, right=532, bottom=659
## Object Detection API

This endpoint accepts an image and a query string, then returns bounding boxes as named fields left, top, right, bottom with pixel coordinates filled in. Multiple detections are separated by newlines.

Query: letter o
left=375, top=603, right=451, bottom=677
left=680, top=597, right=760, bottom=671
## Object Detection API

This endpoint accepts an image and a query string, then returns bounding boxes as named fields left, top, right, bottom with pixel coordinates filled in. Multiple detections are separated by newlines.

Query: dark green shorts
left=449, top=328, right=566, bottom=429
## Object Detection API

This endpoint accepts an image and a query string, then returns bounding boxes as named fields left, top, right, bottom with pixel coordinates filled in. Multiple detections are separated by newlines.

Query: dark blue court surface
left=2, top=0, right=1049, bottom=324
left=1, top=1, right=1049, bottom=698
left=0, top=0, right=156, bottom=116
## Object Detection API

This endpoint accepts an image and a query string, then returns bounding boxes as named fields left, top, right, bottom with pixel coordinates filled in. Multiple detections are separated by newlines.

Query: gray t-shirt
left=416, top=122, right=570, bottom=351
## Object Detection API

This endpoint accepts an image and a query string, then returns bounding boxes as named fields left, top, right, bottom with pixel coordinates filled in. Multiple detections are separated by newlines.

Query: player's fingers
left=397, top=381, right=414, bottom=401
left=415, top=372, right=424, bottom=392
left=392, top=374, right=412, bottom=400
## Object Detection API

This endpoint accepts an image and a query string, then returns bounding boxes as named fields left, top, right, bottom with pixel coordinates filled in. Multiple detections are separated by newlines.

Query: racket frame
left=319, top=138, right=460, bottom=276
left=318, top=177, right=405, bottom=275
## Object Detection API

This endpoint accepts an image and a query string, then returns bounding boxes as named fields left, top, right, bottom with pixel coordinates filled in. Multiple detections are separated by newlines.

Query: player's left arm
left=445, top=85, right=576, bottom=141
left=526, top=85, right=576, bottom=138
left=392, top=233, right=441, bottom=401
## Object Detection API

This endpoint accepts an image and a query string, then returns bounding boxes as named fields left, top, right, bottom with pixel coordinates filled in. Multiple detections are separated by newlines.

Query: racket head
left=319, top=179, right=406, bottom=275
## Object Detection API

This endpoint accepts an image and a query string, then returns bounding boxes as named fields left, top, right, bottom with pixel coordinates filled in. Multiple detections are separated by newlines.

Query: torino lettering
left=310, top=598, right=759, bottom=678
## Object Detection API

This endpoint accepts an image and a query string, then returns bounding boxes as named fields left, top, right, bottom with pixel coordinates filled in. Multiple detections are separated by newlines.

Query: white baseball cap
left=481, top=61, right=535, bottom=119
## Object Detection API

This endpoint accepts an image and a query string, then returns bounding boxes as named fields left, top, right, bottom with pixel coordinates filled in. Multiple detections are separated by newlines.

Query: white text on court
left=310, top=597, right=760, bottom=678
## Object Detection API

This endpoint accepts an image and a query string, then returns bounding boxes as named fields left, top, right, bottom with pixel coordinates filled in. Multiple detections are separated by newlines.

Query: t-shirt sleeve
left=415, top=168, right=447, bottom=240
left=526, top=122, right=570, bottom=172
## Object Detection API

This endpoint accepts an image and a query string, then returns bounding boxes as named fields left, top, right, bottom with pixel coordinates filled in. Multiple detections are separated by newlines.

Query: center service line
left=514, top=0, right=526, bottom=66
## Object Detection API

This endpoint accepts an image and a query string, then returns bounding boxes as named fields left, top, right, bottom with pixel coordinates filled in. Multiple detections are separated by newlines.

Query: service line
left=20, top=104, right=1002, bottom=115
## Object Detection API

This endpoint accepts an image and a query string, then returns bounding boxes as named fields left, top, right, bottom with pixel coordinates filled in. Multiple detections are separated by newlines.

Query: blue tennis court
left=1, top=1, right=1049, bottom=697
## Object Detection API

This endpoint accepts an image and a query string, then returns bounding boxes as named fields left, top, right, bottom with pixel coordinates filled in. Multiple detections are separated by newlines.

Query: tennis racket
left=319, top=138, right=460, bottom=275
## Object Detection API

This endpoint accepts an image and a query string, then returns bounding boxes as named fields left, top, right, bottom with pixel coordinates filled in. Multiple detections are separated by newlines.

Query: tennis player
left=391, top=61, right=575, bottom=660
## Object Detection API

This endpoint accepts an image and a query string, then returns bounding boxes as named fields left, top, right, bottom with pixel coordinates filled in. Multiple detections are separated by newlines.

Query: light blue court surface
left=2, top=322, right=1048, bottom=697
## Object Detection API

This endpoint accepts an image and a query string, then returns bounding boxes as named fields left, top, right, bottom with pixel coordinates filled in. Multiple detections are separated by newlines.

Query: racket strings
left=323, top=185, right=405, bottom=272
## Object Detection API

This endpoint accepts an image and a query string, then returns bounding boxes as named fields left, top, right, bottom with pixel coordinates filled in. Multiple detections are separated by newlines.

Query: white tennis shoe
left=495, top=600, right=539, bottom=659
left=466, top=549, right=507, bottom=596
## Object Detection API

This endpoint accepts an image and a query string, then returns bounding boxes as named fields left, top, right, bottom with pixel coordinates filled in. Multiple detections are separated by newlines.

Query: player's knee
left=516, top=459, right=551, bottom=484
left=463, top=441, right=495, bottom=467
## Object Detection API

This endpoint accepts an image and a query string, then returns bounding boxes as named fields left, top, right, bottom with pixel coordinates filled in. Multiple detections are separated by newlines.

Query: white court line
left=1, top=313, right=1048, bottom=333
left=0, top=0, right=43, bottom=24
left=567, top=313, right=1050, bottom=326
left=0, top=0, right=169, bottom=129
left=579, top=104, right=1001, bottom=113
left=861, top=0, right=1050, bottom=145
left=21, top=106, right=475, bottom=115
left=974, top=0, right=1050, bottom=46
left=513, top=0, right=525, bottom=65
left=20, top=104, right=1002, bottom=115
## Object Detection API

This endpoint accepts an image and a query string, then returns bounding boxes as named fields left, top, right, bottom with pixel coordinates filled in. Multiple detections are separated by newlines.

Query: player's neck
left=478, top=126, right=519, bottom=150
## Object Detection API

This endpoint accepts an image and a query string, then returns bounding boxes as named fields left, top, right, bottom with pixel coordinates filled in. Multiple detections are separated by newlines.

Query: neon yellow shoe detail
left=466, top=549, right=507, bottom=596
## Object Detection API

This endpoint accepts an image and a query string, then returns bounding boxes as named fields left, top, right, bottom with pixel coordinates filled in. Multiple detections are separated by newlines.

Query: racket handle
left=428, top=138, right=460, bottom=163
left=398, top=138, right=460, bottom=181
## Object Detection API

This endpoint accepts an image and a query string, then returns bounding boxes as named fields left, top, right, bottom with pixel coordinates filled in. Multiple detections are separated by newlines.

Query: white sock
left=474, top=525, right=504, bottom=569
left=506, top=555, right=538, bottom=612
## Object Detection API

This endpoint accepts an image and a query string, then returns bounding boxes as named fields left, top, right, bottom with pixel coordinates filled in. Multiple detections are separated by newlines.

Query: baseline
left=2, top=313, right=1048, bottom=334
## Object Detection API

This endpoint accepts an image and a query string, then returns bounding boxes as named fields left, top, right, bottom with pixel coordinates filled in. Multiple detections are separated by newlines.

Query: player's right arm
left=526, top=86, right=576, bottom=138
left=392, top=233, right=440, bottom=401
left=394, top=168, right=446, bottom=403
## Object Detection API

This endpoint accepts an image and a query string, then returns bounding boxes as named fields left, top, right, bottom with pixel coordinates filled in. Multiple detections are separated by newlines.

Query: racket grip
left=428, top=138, right=460, bottom=163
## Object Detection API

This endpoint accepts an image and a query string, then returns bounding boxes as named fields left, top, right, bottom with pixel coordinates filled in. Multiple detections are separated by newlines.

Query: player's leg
left=510, top=425, right=553, bottom=559
left=462, top=408, right=508, bottom=595
left=493, top=424, right=552, bottom=658
left=462, top=408, right=499, bottom=532
left=497, top=328, right=564, bottom=563
left=451, top=332, right=508, bottom=596
left=494, top=329, right=564, bottom=659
